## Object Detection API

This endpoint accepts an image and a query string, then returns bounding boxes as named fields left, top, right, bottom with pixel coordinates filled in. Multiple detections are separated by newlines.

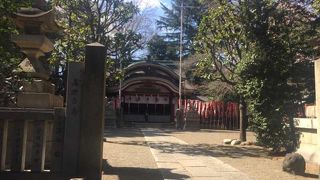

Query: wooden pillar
left=128, top=96, right=131, bottom=114
left=146, top=95, right=149, bottom=117
left=78, top=43, right=106, bottom=180
left=315, top=59, right=320, bottom=148
left=0, top=120, right=8, bottom=171
left=137, top=94, right=140, bottom=114
left=169, top=96, right=174, bottom=122
left=155, top=94, right=157, bottom=114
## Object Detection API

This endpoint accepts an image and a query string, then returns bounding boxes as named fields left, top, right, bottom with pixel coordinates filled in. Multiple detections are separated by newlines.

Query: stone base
left=185, top=121, right=200, bottom=130
left=21, top=80, right=55, bottom=94
left=17, top=93, right=63, bottom=108
left=185, top=110, right=200, bottom=130
left=297, top=144, right=320, bottom=164
left=299, top=131, right=318, bottom=145
left=185, top=118, right=200, bottom=130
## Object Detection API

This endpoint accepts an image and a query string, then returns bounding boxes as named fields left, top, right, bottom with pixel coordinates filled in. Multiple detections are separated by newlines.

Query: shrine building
left=106, top=60, right=194, bottom=123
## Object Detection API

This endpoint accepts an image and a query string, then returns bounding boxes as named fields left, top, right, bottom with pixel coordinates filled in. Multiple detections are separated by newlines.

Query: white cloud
left=128, top=0, right=162, bottom=10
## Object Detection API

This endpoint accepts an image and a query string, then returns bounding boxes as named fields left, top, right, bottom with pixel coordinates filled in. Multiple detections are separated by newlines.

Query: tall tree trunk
left=239, top=97, right=247, bottom=141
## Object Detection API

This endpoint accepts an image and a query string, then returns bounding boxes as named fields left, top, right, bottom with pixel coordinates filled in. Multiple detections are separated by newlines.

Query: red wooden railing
left=179, top=99, right=239, bottom=130
left=109, top=97, right=240, bottom=130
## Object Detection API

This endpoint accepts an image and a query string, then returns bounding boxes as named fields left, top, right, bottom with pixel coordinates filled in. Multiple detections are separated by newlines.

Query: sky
left=130, top=0, right=170, bottom=10
left=126, top=0, right=172, bottom=59
left=135, top=0, right=161, bottom=10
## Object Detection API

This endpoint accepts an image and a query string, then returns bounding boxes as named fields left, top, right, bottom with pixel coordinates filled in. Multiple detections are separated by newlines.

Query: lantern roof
left=14, top=8, right=61, bottom=33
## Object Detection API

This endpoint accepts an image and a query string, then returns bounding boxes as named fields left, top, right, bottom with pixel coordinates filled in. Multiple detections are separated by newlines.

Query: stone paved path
left=103, top=128, right=163, bottom=180
left=141, top=128, right=252, bottom=180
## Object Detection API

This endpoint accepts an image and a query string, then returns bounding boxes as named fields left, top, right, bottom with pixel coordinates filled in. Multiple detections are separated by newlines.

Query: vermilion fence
left=109, top=97, right=240, bottom=130
left=179, top=99, right=240, bottom=130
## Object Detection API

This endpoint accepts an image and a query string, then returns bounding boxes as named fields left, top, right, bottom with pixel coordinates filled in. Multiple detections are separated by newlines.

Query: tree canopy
left=0, top=0, right=30, bottom=106
left=50, top=0, right=143, bottom=91
left=147, top=34, right=179, bottom=60
left=156, top=0, right=206, bottom=57
left=196, top=0, right=319, bottom=152
left=0, top=0, right=143, bottom=101
left=51, top=0, right=140, bottom=62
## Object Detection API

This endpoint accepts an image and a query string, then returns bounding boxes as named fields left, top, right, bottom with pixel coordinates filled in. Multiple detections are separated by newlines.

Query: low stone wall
left=294, top=60, right=320, bottom=166
left=305, top=105, right=316, bottom=118
left=295, top=118, right=318, bottom=129
left=294, top=118, right=320, bottom=164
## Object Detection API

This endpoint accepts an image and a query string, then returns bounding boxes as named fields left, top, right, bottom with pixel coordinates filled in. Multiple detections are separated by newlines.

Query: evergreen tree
left=196, top=0, right=319, bottom=151
left=237, top=0, right=319, bottom=152
left=0, top=1, right=33, bottom=106
left=147, top=34, right=178, bottom=60
left=157, top=0, right=206, bottom=56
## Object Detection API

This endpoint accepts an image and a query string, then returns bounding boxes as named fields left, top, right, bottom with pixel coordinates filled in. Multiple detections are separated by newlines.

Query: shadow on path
left=106, top=140, right=268, bottom=159
left=104, top=128, right=320, bottom=179
left=299, top=173, right=319, bottom=179
left=104, top=128, right=170, bottom=138
left=102, top=159, right=190, bottom=180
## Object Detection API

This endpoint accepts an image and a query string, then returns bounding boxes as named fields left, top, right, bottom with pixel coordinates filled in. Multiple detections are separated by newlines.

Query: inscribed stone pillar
left=63, top=62, right=84, bottom=176
left=78, top=43, right=106, bottom=180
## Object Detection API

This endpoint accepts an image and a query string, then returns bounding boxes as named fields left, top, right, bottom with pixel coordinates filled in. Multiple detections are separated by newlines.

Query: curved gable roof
left=107, top=61, right=180, bottom=94
left=125, top=61, right=179, bottom=80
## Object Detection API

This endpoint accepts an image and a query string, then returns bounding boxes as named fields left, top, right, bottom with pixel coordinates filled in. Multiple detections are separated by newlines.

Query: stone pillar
left=315, top=59, right=320, bottom=148
left=78, top=43, right=106, bottom=180
left=63, top=62, right=84, bottom=176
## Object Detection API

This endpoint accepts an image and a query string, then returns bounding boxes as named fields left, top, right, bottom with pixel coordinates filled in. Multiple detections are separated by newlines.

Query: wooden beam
left=0, top=108, right=54, bottom=121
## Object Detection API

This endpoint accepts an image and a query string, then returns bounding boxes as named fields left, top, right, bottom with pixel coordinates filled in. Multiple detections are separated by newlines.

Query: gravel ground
left=102, top=128, right=163, bottom=180
left=102, top=128, right=319, bottom=180
left=165, top=129, right=320, bottom=180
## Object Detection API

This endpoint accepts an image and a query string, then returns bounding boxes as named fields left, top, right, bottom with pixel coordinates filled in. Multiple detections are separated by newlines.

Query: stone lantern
left=11, top=5, right=63, bottom=108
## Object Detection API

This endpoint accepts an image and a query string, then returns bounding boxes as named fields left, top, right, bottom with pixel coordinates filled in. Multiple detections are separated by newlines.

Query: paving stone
left=150, top=148, right=164, bottom=155
left=157, top=162, right=185, bottom=170
left=178, top=160, right=205, bottom=167
left=184, top=166, right=222, bottom=177
left=204, top=164, right=238, bottom=172
left=153, top=155, right=177, bottom=162
left=174, top=154, right=195, bottom=160
left=141, top=128, right=252, bottom=180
